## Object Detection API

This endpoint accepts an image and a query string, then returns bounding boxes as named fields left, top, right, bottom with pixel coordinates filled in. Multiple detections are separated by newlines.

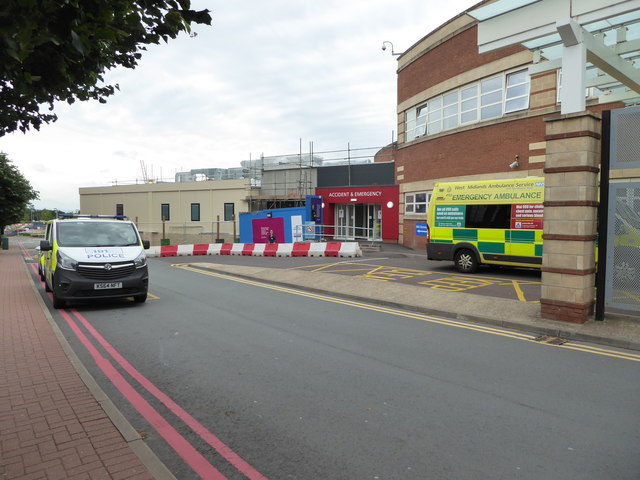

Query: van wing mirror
left=142, top=240, right=150, bottom=250
left=39, top=240, right=53, bottom=252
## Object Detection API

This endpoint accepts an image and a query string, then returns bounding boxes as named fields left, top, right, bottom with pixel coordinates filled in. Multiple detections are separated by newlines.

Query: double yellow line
left=172, top=263, right=640, bottom=364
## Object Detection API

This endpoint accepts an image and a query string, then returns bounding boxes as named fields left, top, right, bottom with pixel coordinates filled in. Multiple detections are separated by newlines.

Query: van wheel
left=52, top=292, right=65, bottom=309
left=454, top=249, right=478, bottom=273
left=134, top=293, right=147, bottom=303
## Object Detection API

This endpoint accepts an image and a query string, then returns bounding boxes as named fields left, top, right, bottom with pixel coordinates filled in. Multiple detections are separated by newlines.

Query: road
left=21, top=240, right=640, bottom=479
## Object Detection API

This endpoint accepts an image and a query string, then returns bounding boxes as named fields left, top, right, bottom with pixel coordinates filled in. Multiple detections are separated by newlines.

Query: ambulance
left=426, top=178, right=545, bottom=273
left=39, top=215, right=150, bottom=308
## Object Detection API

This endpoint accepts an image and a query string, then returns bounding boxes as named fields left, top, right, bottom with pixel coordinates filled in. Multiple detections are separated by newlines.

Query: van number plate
left=94, top=282, right=123, bottom=290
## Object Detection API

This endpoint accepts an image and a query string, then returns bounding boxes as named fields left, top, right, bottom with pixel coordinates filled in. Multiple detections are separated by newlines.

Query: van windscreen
left=57, top=222, right=139, bottom=247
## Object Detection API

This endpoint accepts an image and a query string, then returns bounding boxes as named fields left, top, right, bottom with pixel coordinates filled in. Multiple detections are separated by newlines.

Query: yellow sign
left=432, top=178, right=545, bottom=205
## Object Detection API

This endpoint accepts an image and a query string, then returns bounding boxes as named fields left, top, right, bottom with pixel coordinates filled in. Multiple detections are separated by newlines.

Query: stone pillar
left=541, top=112, right=600, bottom=324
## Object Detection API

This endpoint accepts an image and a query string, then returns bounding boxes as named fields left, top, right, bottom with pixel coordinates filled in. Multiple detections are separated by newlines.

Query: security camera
left=382, top=44, right=387, bottom=51
left=509, top=160, right=519, bottom=169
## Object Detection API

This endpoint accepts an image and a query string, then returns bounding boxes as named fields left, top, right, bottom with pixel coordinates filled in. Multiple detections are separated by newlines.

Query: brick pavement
left=0, top=244, right=158, bottom=480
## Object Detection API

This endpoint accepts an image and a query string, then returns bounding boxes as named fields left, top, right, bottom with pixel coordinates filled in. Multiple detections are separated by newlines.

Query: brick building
left=394, top=9, right=623, bottom=250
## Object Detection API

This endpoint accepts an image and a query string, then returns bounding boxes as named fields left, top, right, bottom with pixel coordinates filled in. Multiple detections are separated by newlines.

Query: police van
left=39, top=215, right=150, bottom=308
left=426, top=178, right=545, bottom=273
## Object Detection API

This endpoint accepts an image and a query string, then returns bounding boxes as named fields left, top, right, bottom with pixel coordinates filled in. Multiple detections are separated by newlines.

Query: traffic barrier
left=291, top=243, right=311, bottom=257
left=160, top=245, right=178, bottom=257
left=325, top=242, right=342, bottom=257
left=193, top=244, right=210, bottom=256
left=230, top=244, right=244, bottom=255
left=146, top=242, right=362, bottom=258
left=264, top=244, right=278, bottom=257
left=251, top=244, right=266, bottom=256
left=276, top=244, right=294, bottom=257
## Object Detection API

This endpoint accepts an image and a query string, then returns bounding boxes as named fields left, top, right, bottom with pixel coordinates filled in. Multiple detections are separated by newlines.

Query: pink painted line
left=59, top=310, right=227, bottom=480
left=70, top=309, right=269, bottom=480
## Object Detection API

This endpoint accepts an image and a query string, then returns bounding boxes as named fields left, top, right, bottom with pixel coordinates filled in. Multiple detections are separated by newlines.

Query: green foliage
left=20, top=208, right=61, bottom=222
left=0, top=0, right=211, bottom=136
left=0, top=152, right=39, bottom=234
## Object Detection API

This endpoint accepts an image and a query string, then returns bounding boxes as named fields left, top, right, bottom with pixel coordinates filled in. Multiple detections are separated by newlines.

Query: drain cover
left=534, top=335, right=569, bottom=345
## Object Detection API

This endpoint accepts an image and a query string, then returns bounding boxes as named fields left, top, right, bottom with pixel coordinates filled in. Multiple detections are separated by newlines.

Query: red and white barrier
left=146, top=242, right=362, bottom=258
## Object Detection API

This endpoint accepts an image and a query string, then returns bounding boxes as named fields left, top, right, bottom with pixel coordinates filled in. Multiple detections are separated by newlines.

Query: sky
left=1, top=0, right=479, bottom=212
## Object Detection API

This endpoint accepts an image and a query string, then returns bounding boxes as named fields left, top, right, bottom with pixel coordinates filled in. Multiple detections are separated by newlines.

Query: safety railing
left=292, top=223, right=381, bottom=243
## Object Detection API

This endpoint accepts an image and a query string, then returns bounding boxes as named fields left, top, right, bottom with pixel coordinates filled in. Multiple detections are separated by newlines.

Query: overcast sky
left=1, top=0, right=479, bottom=212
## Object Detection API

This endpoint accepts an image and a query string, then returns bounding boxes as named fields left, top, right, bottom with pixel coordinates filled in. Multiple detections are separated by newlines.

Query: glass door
left=335, top=204, right=355, bottom=239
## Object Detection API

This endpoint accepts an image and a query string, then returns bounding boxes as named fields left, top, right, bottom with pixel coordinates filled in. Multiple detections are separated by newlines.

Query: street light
left=381, top=41, right=402, bottom=56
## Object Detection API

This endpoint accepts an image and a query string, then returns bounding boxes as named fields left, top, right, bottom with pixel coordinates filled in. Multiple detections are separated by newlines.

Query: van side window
left=466, top=204, right=511, bottom=229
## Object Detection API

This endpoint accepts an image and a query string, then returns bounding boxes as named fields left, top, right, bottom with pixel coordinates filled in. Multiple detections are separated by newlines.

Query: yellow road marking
left=512, top=280, right=527, bottom=302
left=171, top=263, right=640, bottom=363
left=289, top=262, right=539, bottom=301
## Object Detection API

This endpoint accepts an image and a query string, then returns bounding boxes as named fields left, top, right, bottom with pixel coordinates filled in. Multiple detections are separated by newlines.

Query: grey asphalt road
left=31, top=253, right=640, bottom=480
left=152, top=246, right=543, bottom=303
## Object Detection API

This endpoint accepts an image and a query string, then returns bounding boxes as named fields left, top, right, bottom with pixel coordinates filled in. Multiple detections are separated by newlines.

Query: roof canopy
left=469, top=0, right=640, bottom=113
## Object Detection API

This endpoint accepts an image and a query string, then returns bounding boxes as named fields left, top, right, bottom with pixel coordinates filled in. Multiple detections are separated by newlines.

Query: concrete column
left=541, top=112, right=600, bottom=324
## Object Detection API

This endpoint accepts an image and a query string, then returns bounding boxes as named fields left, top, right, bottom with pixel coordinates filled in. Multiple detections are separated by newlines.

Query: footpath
left=2, top=241, right=639, bottom=480
left=0, top=244, right=172, bottom=480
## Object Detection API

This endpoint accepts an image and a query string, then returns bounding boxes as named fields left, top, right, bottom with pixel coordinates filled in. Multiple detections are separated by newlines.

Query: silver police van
left=40, top=215, right=150, bottom=308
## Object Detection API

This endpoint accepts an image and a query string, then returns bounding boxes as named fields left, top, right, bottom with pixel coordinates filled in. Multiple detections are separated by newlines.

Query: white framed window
left=427, top=97, right=442, bottom=135
left=505, top=70, right=530, bottom=112
left=557, top=70, right=600, bottom=104
left=460, top=85, right=478, bottom=124
left=405, top=192, right=431, bottom=215
left=405, top=69, right=530, bottom=141
left=480, top=75, right=503, bottom=120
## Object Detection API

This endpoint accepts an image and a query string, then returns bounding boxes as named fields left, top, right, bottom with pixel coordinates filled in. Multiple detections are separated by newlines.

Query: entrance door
left=335, top=204, right=355, bottom=239
left=334, top=203, right=381, bottom=240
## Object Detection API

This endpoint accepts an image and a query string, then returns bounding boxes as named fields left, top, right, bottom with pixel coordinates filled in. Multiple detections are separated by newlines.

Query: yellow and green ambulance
left=426, top=177, right=545, bottom=273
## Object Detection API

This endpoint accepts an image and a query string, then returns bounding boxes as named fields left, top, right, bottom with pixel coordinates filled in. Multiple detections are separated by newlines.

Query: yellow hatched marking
left=512, top=280, right=526, bottom=302
left=291, top=262, right=539, bottom=301
left=172, top=263, right=640, bottom=363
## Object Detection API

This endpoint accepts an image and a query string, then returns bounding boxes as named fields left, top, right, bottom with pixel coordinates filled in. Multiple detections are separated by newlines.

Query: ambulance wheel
left=134, top=293, right=147, bottom=303
left=454, top=249, right=478, bottom=273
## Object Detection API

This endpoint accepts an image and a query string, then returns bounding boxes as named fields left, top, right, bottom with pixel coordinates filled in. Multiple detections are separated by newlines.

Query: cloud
left=0, top=0, right=479, bottom=211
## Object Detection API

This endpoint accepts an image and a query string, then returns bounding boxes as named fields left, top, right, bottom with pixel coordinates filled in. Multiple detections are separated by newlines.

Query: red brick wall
left=396, top=116, right=546, bottom=182
left=398, top=26, right=526, bottom=104
left=402, top=219, right=429, bottom=252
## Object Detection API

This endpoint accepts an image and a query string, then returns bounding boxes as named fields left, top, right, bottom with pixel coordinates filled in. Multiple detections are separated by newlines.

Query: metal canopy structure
left=469, top=0, right=640, bottom=113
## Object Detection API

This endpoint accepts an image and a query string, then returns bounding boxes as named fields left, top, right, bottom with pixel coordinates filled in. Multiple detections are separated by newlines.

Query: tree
left=0, top=0, right=211, bottom=136
left=0, top=153, right=39, bottom=235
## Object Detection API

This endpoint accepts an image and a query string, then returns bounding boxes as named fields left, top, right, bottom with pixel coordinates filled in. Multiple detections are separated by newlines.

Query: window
left=116, top=204, right=124, bottom=217
left=405, top=192, right=431, bottom=215
left=191, top=203, right=200, bottom=222
left=224, top=203, right=235, bottom=221
left=465, top=204, right=511, bottom=229
left=427, top=96, right=442, bottom=135
left=405, top=69, right=530, bottom=141
left=161, top=203, right=170, bottom=221
left=480, top=76, right=503, bottom=120
left=460, top=85, right=478, bottom=124
left=505, top=70, right=530, bottom=112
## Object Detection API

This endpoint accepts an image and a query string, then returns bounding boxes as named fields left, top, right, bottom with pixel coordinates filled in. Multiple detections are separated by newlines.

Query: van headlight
left=134, top=251, right=147, bottom=268
left=57, top=250, right=78, bottom=270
